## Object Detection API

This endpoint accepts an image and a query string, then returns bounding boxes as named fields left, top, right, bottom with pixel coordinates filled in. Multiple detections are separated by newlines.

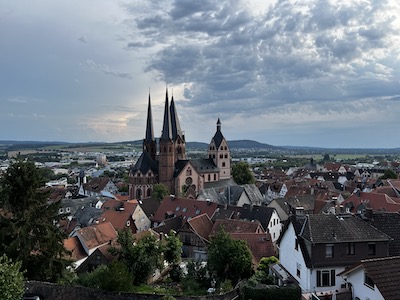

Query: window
left=368, top=243, right=376, bottom=256
left=182, top=207, right=187, bottom=212
left=364, top=272, right=375, bottom=289
left=220, top=154, right=223, bottom=158
left=66, top=207, right=71, bottom=213
left=347, top=242, right=355, bottom=255
left=195, top=209, right=201, bottom=215
left=175, top=207, right=180, bottom=212
left=222, top=162, right=226, bottom=167
left=326, top=244, right=334, bottom=258
left=59, top=208, right=64, bottom=214
left=317, top=270, right=336, bottom=287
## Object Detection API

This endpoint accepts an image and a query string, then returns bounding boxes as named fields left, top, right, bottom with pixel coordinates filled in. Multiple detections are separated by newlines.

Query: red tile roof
left=64, top=236, right=87, bottom=261
left=153, top=196, right=218, bottom=223
left=75, top=222, right=117, bottom=250
left=187, top=213, right=213, bottom=242
left=231, top=233, right=275, bottom=263
left=344, top=191, right=400, bottom=213
left=210, top=219, right=265, bottom=237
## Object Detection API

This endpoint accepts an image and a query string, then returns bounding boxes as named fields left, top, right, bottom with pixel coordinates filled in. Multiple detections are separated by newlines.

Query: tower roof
left=145, top=93, right=154, bottom=143
left=170, top=96, right=184, bottom=141
left=160, top=88, right=172, bottom=141
left=212, top=118, right=225, bottom=148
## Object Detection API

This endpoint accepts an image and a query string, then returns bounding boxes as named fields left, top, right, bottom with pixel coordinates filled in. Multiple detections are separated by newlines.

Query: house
left=210, top=218, right=274, bottom=266
left=80, top=176, right=118, bottom=197
left=339, top=256, right=400, bottom=300
left=363, top=211, right=400, bottom=256
left=236, top=204, right=282, bottom=243
left=96, top=199, right=138, bottom=233
left=65, top=222, right=117, bottom=270
left=178, top=213, right=213, bottom=260
left=278, top=214, right=390, bottom=297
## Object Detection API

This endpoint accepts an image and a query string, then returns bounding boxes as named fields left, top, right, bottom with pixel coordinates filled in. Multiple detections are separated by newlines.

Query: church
left=128, top=89, right=231, bottom=200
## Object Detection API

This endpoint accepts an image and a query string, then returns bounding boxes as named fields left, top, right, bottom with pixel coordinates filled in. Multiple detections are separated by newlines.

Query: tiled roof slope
left=187, top=213, right=214, bottom=242
left=210, top=218, right=264, bottom=236
left=237, top=204, right=275, bottom=231
left=231, top=233, right=275, bottom=263
left=153, top=196, right=218, bottom=224
left=365, top=212, right=400, bottom=256
left=302, top=214, right=390, bottom=243
left=75, top=222, right=117, bottom=251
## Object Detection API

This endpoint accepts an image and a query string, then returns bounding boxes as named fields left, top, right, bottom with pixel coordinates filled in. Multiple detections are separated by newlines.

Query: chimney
left=365, top=207, right=373, bottom=219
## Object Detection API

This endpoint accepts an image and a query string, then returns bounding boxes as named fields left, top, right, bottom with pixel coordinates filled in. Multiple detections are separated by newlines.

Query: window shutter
left=330, top=270, right=336, bottom=286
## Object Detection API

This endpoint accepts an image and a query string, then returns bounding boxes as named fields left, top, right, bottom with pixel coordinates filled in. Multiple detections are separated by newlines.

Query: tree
left=152, top=183, right=170, bottom=202
left=0, top=160, right=69, bottom=281
left=75, top=261, right=133, bottom=292
left=163, top=230, right=183, bottom=281
left=207, top=230, right=253, bottom=284
left=231, top=161, right=255, bottom=185
left=111, top=229, right=162, bottom=285
left=381, top=168, right=398, bottom=179
left=0, top=254, right=25, bottom=300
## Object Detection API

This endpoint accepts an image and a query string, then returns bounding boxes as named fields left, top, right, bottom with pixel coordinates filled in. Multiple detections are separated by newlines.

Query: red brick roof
left=210, top=219, right=265, bottom=237
left=344, top=191, right=400, bottom=212
left=231, top=233, right=275, bottom=263
left=75, top=222, right=117, bottom=250
left=153, top=196, right=218, bottom=223
left=64, top=236, right=87, bottom=261
left=187, top=213, right=213, bottom=241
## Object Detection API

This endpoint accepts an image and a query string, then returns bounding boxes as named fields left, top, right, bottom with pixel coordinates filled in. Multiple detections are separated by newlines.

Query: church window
left=220, top=154, right=223, bottom=158
left=225, top=154, right=228, bottom=158
left=208, top=174, right=211, bottom=181
left=209, top=154, right=212, bottom=159
left=213, top=154, right=215, bottom=159
left=224, top=146, right=227, bottom=150
left=222, top=162, right=226, bottom=167
left=186, top=168, right=192, bottom=176
left=214, top=174, right=216, bottom=180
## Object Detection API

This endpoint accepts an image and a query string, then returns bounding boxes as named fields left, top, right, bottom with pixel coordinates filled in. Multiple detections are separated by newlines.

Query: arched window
left=147, top=188, right=152, bottom=197
left=136, top=189, right=142, bottom=200
left=186, top=168, right=192, bottom=176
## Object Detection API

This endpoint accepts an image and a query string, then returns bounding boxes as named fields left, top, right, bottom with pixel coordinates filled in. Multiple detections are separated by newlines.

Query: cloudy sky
left=1, top=0, right=400, bottom=148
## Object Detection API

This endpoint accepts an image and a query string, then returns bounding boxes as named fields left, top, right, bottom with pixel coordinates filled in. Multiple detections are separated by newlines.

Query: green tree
left=111, top=229, right=162, bottom=285
left=152, top=183, right=170, bottom=202
left=207, top=230, right=253, bottom=284
left=163, top=230, right=183, bottom=265
left=231, top=162, right=255, bottom=185
left=0, top=160, right=69, bottom=281
left=75, top=261, right=133, bottom=292
left=0, top=254, right=25, bottom=300
left=381, top=168, right=398, bottom=179
left=163, top=230, right=183, bottom=281
left=257, top=256, right=279, bottom=273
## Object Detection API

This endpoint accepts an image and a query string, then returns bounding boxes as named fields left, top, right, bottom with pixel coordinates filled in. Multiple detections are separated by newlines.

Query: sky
left=1, top=0, right=400, bottom=148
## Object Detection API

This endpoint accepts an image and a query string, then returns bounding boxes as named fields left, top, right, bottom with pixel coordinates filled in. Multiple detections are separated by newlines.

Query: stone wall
left=25, top=281, right=239, bottom=300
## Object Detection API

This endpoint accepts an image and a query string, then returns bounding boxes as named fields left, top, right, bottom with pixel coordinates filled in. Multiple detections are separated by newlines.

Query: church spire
left=161, top=87, right=172, bottom=141
left=170, top=95, right=184, bottom=142
left=145, top=92, right=154, bottom=143
left=143, top=91, right=156, bottom=160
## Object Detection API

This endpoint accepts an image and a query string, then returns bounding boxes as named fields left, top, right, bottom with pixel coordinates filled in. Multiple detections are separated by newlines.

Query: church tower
left=170, top=95, right=186, bottom=161
left=158, top=88, right=175, bottom=193
left=208, top=118, right=231, bottom=180
left=143, top=93, right=157, bottom=160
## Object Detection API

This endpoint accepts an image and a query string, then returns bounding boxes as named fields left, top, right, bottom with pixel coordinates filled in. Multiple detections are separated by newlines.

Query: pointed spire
left=170, top=95, right=184, bottom=141
left=161, top=87, right=172, bottom=141
left=145, top=92, right=154, bottom=142
left=217, top=117, right=221, bottom=132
